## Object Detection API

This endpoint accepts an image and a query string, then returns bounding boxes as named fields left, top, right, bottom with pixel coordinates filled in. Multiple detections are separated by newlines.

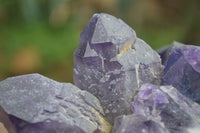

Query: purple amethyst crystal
left=112, top=114, right=169, bottom=133
left=0, top=74, right=111, bottom=133
left=162, top=41, right=200, bottom=103
left=132, top=83, right=200, bottom=133
left=73, top=13, right=163, bottom=122
left=0, top=106, right=16, bottom=133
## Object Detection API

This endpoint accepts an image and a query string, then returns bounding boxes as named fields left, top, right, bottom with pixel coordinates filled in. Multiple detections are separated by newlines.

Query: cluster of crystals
left=131, top=84, right=200, bottom=133
left=113, top=41, right=200, bottom=132
left=0, top=13, right=200, bottom=133
left=73, top=13, right=163, bottom=122
left=112, top=43, right=200, bottom=132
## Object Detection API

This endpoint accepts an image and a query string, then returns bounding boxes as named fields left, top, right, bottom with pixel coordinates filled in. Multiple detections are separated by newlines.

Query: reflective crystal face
left=73, top=13, right=163, bottom=122
left=132, top=83, right=200, bottom=133
left=0, top=74, right=111, bottom=133
left=112, top=114, right=169, bottom=133
left=163, top=42, right=200, bottom=103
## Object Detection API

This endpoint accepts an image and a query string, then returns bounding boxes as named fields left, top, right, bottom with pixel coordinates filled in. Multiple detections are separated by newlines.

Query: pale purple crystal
left=73, top=13, right=163, bottom=122
left=132, top=83, right=200, bottom=133
left=0, top=74, right=111, bottom=133
left=112, top=114, right=169, bottom=133
left=162, top=41, right=200, bottom=103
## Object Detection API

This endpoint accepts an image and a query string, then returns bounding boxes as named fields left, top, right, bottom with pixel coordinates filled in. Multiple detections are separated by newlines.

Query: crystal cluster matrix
left=1, top=13, right=200, bottom=133
left=73, top=13, right=163, bottom=122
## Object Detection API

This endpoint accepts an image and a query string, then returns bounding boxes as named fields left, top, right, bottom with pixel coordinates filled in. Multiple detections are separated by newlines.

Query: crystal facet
left=0, top=74, right=111, bottom=133
left=112, top=114, right=169, bottom=133
left=132, top=83, right=200, bottom=133
left=162, top=42, right=200, bottom=103
left=73, top=13, right=163, bottom=122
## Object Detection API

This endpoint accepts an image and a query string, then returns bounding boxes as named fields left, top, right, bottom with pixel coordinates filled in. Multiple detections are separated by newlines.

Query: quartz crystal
left=132, top=83, right=200, bottom=133
left=162, top=41, right=200, bottom=103
left=0, top=74, right=111, bottom=133
left=0, top=106, right=16, bottom=133
left=73, top=13, right=163, bottom=122
left=112, top=114, right=169, bottom=133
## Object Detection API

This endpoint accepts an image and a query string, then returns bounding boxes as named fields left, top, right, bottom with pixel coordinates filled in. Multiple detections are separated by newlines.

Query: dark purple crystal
left=73, top=13, right=163, bottom=122
left=132, top=83, right=200, bottom=133
left=0, top=74, right=111, bottom=133
left=162, top=41, right=200, bottom=103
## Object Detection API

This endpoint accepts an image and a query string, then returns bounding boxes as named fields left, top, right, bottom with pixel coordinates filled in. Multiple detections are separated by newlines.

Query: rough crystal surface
left=0, top=106, right=16, bottom=133
left=17, top=122, right=86, bottom=133
left=0, top=74, right=111, bottom=133
left=162, top=41, right=200, bottom=103
left=112, top=114, right=169, bottom=133
left=132, top=83, right=200, bottom=133
left=73, top=13, right=163, bottom=122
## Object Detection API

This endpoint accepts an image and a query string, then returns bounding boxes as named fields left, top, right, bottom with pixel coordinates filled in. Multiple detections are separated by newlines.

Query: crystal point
left=74, top=13, right=163, bottom=122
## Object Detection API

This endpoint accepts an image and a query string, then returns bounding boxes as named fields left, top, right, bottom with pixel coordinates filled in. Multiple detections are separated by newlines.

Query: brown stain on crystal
left=91, top=108, right=111, bottom=133
left=118, top=43, right=134, bottom=56
left=0, top=123, right=8, bottom=133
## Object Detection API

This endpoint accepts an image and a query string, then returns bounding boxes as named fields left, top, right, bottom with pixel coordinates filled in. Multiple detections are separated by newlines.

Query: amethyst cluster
left=131, top=84, right=200, bottom=133
left=0, top=13, right=200, bottom=133
left=73, top=13, right=163, bottom=122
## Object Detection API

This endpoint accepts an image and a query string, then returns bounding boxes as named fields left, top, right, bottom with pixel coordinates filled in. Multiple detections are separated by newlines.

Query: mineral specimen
left=73, top=13, right=163, bottom=122
left=112, top=114, right=169, bottom=133
left=0, top=106, right=16, bottom=133
left=162, top=41, right=200, bottom=103
left=132, top=83, right=200, bottom=133
left=0, top=74, right=111, bottom=133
